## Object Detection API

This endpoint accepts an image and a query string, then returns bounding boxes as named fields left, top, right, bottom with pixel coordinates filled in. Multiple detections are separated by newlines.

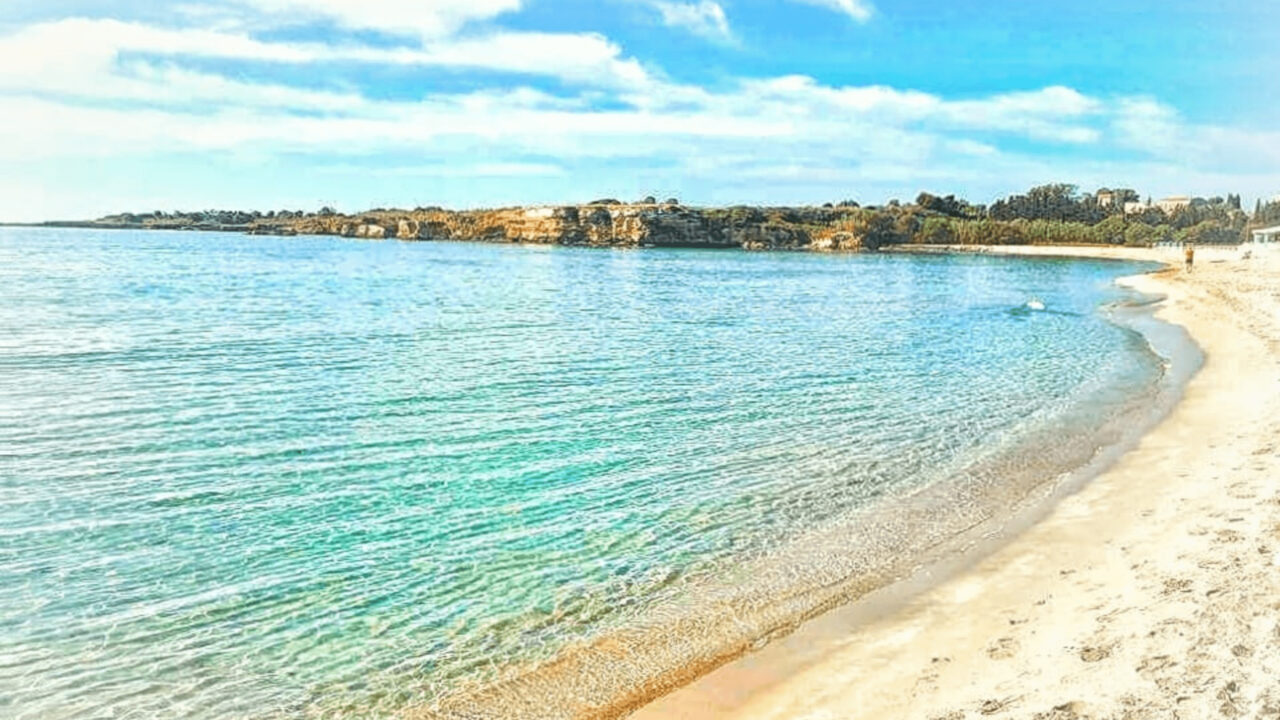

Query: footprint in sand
left=1216, top=529, right=1244, bottom=543
left=986, top=636, right=1020, bottom=660
left=978, top=696, right=1019, bottom=715
left=1031, top=702, right=1087, bottom=720
left=1136, top=654, right=1177, bottom=676
left=1079, top=643, right=1114, bottom=662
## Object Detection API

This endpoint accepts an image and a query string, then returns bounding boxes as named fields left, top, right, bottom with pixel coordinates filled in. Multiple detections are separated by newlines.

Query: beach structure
left=1249, top=225, right=1280, bottom=255
left=1238, top=224, right=1280, bottom=258
left=1253, top=225, right=1280, bottom=243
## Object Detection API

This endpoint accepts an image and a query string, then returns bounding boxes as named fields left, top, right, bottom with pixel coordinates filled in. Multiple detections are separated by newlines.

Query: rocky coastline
left=42, top=202, right=894, bottom=252
left=36, top=185, right=1277, bottom=251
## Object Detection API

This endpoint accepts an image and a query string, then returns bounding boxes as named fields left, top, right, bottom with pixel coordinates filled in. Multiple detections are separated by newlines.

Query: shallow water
left=0, top=229, right=1162, bottom=718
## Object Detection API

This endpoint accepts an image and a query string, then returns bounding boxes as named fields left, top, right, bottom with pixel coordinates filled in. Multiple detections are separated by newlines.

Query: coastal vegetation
left=63, top=185, right=1280, bottom=251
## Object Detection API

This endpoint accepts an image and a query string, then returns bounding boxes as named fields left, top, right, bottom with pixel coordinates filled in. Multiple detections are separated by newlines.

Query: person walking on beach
left=1184, top=243, right=1195, bottom=272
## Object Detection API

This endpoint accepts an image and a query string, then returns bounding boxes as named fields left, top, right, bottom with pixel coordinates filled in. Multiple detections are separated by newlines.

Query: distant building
left=1126, top=195, right=1197, bottom=214
left=1096, top=188, right=1137, bottom=209
left=1156, top=196, right=1193, bottom=213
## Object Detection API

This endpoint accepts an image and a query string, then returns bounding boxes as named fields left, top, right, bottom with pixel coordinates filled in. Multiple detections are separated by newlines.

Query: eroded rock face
left=810, top=231, right=863, bottom=252
left=353, top=224, right=387, bottom=239
left=278, top=203, right=876, bottom=252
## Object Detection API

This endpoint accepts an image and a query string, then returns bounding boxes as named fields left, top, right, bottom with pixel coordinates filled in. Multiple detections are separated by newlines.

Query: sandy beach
left=634, top=244, right=1280, bottom=720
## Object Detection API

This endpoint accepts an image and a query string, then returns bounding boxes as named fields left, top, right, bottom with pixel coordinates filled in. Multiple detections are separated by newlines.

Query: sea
left=0, top=228, right=1177, bottom=718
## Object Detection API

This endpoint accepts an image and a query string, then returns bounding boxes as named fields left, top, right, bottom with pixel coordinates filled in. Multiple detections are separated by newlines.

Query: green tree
left=1124, top=222, right=1168, bottom=247
left=1093, top=214, right=1127, bottom=244
left=1178, top=220, right=1237, bottom=244
left=916, top=216, right=956, bottom=244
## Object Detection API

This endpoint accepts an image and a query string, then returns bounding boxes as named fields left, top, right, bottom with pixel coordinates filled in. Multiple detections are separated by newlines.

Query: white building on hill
left=1125, top=195, right=1198, bottom=215
left=1156, top=196, right=1194, bottom=213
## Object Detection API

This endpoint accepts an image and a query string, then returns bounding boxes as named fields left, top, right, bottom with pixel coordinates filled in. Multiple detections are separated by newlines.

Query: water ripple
left=0, top=228, right=1161, bottom=719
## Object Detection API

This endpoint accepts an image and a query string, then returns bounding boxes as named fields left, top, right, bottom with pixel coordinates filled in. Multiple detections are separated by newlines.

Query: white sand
left=633, top=245, right=1280, bottom=720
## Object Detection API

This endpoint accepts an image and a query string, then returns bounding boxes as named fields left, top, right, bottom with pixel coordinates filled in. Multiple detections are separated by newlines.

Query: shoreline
left=413, top=249, right=1197, bottom=720
left=9, top=227, right=1270, bottom=718
left=632, top=244, right=1280, bottom=719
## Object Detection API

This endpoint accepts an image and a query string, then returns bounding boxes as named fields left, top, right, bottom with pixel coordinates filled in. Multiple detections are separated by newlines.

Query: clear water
left=0, top=229, right=1161, bottom=718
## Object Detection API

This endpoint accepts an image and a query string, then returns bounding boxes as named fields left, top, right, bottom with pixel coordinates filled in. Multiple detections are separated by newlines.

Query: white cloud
left=236, top=0, right=522, bottom=38
left=792, top=0, right=874, bottom=23
left=0, top=15, right=1235, bottom=178
left=650, top=1, right=733, bottom=42
left=2, top=6, right=1279, bottom=221
left=0, top=18, right=656, bottom=95
left=317, top=162, right=567, bottom=178
left=1110, top=97, right=1181, bottom=155
left=1106, top=98, right=1280, bottom=172
left=406, top=31, right=653, bottom=88
left=701, top=77, right=1104, bottom=144
left=942, top=86, right=1103, bottom=143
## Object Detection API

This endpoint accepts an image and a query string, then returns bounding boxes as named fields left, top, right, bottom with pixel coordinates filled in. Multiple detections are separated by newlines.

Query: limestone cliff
left=276, top=202, right=883, bottom=252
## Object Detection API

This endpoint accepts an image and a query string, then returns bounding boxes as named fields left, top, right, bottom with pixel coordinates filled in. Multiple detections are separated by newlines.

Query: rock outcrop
left=278, top=203, right=884, bottom=252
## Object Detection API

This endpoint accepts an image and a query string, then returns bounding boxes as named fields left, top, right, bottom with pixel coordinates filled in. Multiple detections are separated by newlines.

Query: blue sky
left=1, top=0, right=1278, bottom=221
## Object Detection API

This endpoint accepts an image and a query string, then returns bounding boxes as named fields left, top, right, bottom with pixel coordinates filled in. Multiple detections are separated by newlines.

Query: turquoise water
left=0, top=229, right=1162, bottom=718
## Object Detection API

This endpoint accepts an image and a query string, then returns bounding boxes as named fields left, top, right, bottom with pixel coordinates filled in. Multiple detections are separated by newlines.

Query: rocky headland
left=240, top=202, right=875, bottom=251
left=300, top=203, right=878, bottom=250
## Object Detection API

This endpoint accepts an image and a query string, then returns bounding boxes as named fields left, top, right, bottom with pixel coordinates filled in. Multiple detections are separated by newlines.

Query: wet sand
left=633, top=245, right=1280, bottom=720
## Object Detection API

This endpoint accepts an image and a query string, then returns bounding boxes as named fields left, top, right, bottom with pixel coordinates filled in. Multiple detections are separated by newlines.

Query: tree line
left=93, top=185, right=1280, bottom=246
left=851, top=184, right=1274, bottom=247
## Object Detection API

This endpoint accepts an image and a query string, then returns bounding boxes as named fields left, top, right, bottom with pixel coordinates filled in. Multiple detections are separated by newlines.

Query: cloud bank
left=0, top=1, right=1275, bottom=220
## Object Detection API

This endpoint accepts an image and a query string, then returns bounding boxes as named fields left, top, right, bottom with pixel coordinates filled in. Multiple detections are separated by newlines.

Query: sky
left=1, top=0, right=1278, bottom=221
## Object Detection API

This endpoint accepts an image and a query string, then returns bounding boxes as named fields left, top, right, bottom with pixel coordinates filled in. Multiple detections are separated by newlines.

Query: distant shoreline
left=5, top=214, right=1249, bottom=253
left=9, top=184, right=1270, bottom=249
left=0, top=221, right=261, bottom=232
